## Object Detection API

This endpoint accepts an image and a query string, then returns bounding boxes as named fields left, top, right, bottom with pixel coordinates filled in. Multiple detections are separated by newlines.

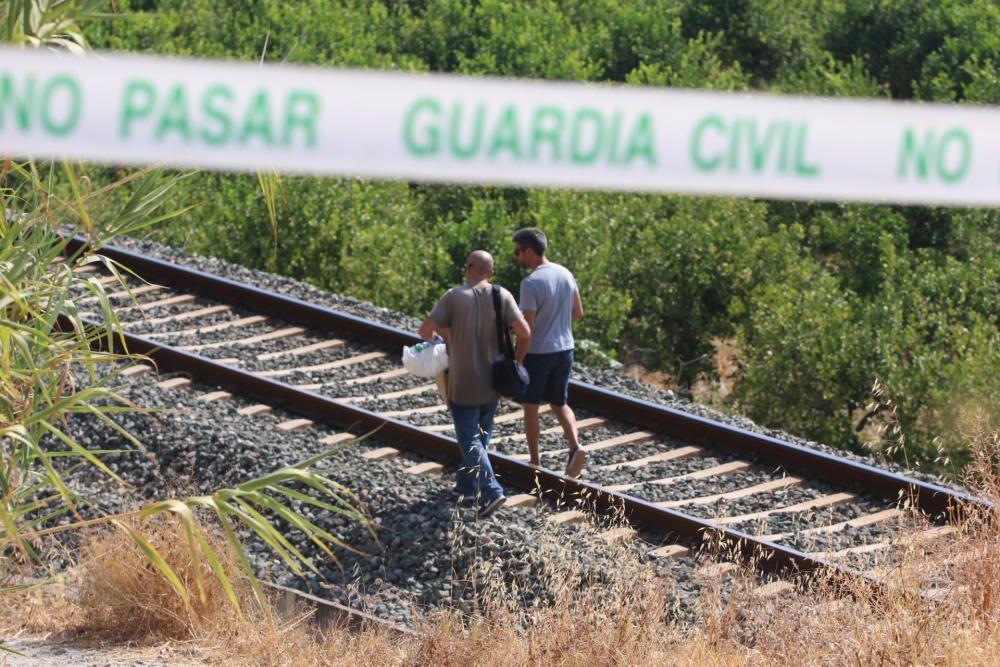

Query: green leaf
left=205, top=499, right=267, bottom=609
left=114, top=520, right=191, bottom=609
left=143, top=500, right=207, bottom=605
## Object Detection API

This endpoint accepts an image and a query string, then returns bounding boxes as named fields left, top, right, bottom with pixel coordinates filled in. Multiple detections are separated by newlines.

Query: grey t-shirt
left=430, top=282, right=521, bottom=406
left=519, top=262, right=578, bottom=354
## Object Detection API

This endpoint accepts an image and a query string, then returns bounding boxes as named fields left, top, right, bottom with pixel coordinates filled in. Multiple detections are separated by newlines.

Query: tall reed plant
left=1, top=3, right=372, bottom=653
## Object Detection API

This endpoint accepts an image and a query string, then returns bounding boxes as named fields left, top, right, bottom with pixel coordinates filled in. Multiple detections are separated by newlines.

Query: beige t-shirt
left=430, top=282, right=521, bottom=406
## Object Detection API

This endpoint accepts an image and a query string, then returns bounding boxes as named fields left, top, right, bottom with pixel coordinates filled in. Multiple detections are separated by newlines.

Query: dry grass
left=709, top=422, right=1000, bottom=667
left=4, top=426, right=999, bottom=666
left=73, top=517, right=254, bottom=640
left=625, top=336, right=741, bottom=408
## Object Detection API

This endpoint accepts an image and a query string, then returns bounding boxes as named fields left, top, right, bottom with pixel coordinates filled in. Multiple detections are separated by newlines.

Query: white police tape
left=2, top=47, right=999, bottom=207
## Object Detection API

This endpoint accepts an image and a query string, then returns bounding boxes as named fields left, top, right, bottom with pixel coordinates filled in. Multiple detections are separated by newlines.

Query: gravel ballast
left=51, top=236, right=969, bottom=626
left=102, top=236, right=960, bottom=490
left=61, top=369, right=727, bottom=626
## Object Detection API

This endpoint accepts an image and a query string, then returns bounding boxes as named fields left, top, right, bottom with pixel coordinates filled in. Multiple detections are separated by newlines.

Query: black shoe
left=478, top=495, right=506, bottom=518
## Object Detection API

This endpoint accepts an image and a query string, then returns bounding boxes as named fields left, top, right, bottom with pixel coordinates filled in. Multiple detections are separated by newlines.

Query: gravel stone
left=51, top=236, right=968, bottom=627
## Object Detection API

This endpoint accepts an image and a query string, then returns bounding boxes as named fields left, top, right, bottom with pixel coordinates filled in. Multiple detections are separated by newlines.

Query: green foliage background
left=87, top=0, right=998, bottom=473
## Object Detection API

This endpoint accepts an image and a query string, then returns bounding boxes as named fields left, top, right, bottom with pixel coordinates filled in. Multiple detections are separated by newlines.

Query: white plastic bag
left=402, top=342, right=448, bottom=378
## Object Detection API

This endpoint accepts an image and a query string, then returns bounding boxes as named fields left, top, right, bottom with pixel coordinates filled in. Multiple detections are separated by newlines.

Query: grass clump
left=76, top=517, right=251, bottom=640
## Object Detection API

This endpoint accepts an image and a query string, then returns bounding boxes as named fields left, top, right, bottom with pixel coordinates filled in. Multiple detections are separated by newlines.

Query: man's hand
left=417, top=317, right=439, bottom=343
left=516, top=362, right=530, bottom=385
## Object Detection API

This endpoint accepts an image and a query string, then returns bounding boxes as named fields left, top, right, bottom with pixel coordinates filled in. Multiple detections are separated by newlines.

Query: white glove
left=515, top=362, right=530, bottom=384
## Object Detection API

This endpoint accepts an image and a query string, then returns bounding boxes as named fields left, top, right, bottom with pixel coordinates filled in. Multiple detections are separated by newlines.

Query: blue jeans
left=449, top=400, right=504, bottom=502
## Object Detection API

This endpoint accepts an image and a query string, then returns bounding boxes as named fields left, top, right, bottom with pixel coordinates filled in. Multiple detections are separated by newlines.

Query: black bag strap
left=491, top=285, right=515, bottom=360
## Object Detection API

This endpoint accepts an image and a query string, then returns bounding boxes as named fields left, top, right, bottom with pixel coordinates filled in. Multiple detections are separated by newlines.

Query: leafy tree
left=736, top=260, right=872, bottom=450
left=862, top=246, right=998, bottom=467
left=825, top=0, right=1000, bottom=101
left=453, top=0, right=603, bottom=80
left=625, top=31, right=750, bottom=90
left=78, top=0, right=1000, bottom=474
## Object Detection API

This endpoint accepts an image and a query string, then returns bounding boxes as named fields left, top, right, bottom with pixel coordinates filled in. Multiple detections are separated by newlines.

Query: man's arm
left=571, top=291, right=584, bottom=321
left=512, top=315, right=531, bottom=364
left=418, top=317, right=447, bottom=343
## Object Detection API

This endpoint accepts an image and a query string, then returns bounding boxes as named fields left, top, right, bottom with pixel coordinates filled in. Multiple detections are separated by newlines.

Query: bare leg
left=524, top=403, right=541, bottom=466
left=551, top=403, right=583, bottom=476
left=550, top=404, right=579, bottom=450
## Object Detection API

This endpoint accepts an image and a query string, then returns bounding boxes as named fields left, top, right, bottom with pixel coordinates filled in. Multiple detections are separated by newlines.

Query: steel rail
left=262, top=581, right=415, bottom=635
left=67, top=237, right=988, bottom=519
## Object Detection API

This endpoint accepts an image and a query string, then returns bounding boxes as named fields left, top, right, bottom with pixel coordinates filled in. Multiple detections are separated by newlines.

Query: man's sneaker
left=478, top=495, right=506, bottom=518
left=565, top=448, right=586, bottom=477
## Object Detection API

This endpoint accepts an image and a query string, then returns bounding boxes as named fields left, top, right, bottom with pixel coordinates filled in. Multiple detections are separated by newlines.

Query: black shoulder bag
left=491, top=286, right=525, bottom=400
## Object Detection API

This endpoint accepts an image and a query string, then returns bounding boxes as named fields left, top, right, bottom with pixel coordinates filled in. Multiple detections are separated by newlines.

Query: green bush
left=824, top=0, right=1000, bottom=101
left=81, top=0, right=1000, bottom=474
left=736, top=261, right=869, bottom=450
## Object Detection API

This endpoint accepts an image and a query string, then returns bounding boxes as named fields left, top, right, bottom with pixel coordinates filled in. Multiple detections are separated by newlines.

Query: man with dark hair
left=511, top=228, right=585, bottom=477
left=418, top=250, right=531, bottom=518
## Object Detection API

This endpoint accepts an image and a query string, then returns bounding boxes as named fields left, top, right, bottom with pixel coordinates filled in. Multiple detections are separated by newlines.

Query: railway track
left=60, top=237, right=987, bottom=612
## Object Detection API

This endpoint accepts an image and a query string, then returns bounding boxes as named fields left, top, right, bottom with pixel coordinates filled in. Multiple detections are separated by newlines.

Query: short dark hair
left=512, top=228, right=547, bottom=256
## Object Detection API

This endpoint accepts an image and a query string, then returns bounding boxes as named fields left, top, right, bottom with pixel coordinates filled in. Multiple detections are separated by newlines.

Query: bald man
left=418, top=250, right=531, bottom=518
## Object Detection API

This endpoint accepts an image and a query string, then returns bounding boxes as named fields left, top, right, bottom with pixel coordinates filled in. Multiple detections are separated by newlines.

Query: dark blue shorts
left=520, top=350, right=573, bottom=406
